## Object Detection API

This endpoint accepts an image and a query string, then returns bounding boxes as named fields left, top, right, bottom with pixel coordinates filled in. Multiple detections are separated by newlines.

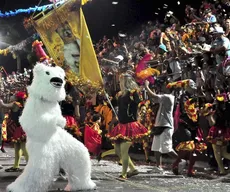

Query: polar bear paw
left=6, top=183, right=20, bottom=192
left=71, top=180, right=96, bottom=191
left=6, top=183, right=14, bottom=192
left=56, top=116, right=66, bottom=128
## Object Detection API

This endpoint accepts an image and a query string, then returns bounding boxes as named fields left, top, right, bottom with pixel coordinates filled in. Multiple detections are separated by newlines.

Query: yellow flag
left=81, top=0, right=91, bottom=5
left=80, top=8, right=103, bottom=84
left=32, top=0, right=102, bottom=88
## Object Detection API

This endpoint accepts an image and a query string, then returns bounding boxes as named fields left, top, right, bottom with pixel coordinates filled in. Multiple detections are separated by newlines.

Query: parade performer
left=0, top=92, right=29, bottom=172
left=84, top=113, right=102, bottom=156
left=138, top=100, right=155, bottom=163
left=94, top=99, right=113, bottom=131
left=1, top=113, right=8, bottom=153
left=6, top=63, right=96, bottom=192
left=206, top=93, right=230, bottom=175
left=135, top=52, right=160, bottom=85
left=106, top=73, right=149, bottom=181
left=64, top=81, right=81, bottom=127
left=172, top=94, right=207, bottom=176
left=61, top=95, right=82, bottom=140
left=97, top=102, right=123, bottom=165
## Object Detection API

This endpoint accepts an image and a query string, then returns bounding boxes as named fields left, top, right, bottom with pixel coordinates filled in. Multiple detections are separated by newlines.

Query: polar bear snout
left=50, top=77, right=63, bottom=88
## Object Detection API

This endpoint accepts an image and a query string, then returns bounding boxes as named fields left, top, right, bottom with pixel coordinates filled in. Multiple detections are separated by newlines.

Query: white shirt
left=153, top=94, right=175, bottom=129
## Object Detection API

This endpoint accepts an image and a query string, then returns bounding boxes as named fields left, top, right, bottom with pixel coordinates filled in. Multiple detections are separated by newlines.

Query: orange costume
left=94, top=102, right=112, bottom=131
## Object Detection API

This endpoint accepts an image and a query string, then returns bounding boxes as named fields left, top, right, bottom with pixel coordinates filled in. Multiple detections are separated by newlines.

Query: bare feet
left=64, top=184, right=71, bottom=191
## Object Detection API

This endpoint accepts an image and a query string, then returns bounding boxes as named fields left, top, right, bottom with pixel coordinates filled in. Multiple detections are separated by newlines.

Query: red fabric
left=6, top=120, right=26, bottom=142
left=107, top=121, right=148, bottom=142
left=64, top=116, right=81, bottom=137
left=12, top=126, right=26, bottom=143
left=196, top=127, right=204, bottom=142
left=32, top=41, right=49, bottom=61
left=6, top=119, right=17, bottom=141
left=84, top=125, right=102, bottom=155
left=207, top=126, right=230, bottom=141
left=173, top=103, right=181, bottom=132
left=65, top=116, right=78, bottom=127
left=15, top=92, right=27, bottom=99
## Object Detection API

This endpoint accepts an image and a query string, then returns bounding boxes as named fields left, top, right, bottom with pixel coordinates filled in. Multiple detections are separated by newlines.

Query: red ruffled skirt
left=64, top=116, right=82, bottom=137
left=106, top=121, right=149, bottom=142
left=11, top=126, right=26, bottom=143
left=207, top=126, right=230, bottom=144
left=6, top=118, right=26, bottom=143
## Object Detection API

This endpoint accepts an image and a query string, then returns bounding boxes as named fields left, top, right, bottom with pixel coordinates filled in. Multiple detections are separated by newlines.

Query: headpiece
left=32, top=40, right=50, bottom=62
left=15, top=92, right=27, bottom=99
left=200, top=103, right=213, bottom=116
left=138, top=100, right=150, bottom=108
left=166, top=79, right=196, bottom=90
left=216, top=93, right=228, bottom=102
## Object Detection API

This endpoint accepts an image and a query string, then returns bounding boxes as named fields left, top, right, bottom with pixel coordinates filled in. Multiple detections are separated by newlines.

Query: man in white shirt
left=145, top=80, right=178, bottom=172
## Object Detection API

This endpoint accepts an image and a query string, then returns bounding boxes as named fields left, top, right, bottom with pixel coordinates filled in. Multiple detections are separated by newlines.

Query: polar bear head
left=28, top=63, right=66, bottom=102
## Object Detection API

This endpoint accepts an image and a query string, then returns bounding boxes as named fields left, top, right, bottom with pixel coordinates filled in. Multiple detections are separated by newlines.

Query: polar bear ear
left=33, top=63, right=47, bottom=75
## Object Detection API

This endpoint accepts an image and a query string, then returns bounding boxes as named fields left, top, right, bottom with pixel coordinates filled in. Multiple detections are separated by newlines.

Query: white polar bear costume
left=7, top=63, right=96, bottom=192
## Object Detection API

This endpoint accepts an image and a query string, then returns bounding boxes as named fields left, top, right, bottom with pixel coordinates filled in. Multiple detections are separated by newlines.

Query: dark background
left=0, top=0, right=202, bottom=72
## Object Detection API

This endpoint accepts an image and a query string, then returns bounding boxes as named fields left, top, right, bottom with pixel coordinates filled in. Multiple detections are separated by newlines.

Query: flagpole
left=104, top=91, right=118, bottom=118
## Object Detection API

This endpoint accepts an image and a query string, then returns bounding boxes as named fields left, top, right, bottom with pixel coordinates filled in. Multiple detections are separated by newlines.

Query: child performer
left=84, top=113, right=102, bottom=157
left=0, top=92, right=29, bottom=172
left=61, top=95, right=82, bottom=140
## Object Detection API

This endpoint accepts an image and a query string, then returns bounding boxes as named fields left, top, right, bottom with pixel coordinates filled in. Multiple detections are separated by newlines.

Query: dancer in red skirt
left=0, top=92, right=29, bottom=172
left=206, top=93, right=230, bottom=175
left=106, top=72, right=149, bottom=181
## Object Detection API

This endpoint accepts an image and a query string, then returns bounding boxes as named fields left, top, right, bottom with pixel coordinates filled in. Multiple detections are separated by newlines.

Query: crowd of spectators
left=94, top=0, right=230, bottom=102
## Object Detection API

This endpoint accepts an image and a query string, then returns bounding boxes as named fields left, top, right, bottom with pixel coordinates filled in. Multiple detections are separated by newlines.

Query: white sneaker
left=147, top=166, right=164, bottom=174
